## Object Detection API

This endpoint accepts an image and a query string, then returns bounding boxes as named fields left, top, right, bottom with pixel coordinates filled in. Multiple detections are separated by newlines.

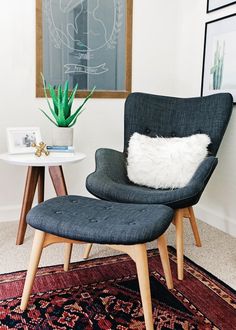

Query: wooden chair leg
left=134, top=244, right=154, bottom=330
left=157, top=235, right=173, bottom=289
left=20, top=230, right=46, bottom=311
left=64, top=243, right=73, bottom=271
left=174, top=209, right=184, bottom=280
left=83, top=243, right=93, bottom=259
left=188, top=206, right=202, bottom=247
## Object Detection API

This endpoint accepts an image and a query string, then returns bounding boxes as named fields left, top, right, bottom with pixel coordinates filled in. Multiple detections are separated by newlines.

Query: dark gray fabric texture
left=86, top=92, right=232, bottom=208
left=124, top=93, right=233, bottom=155
left=86, top=149, right=218, bottom=208
left=27, top=196, right=174, bottom=245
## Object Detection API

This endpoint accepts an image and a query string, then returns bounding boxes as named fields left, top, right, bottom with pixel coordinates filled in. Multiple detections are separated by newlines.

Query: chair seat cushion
left=86, top=149, right=218, bottom=209
left=27, top=196, right=174, bottom=245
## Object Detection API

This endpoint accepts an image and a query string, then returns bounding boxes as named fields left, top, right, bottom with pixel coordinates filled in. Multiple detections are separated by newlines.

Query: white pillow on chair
left=127, top=133, right=211, bottom=189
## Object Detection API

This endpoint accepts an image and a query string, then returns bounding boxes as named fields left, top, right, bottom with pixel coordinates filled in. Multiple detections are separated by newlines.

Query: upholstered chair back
left=124, top=93, right=233, bottom=156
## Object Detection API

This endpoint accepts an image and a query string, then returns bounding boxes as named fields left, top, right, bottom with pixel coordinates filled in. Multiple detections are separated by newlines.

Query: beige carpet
left=0, top=219, right=235, bottom=289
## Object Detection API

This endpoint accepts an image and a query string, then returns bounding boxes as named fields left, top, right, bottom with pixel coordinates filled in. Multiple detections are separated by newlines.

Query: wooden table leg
left=38, top=167, right=45, bottom=203
left=16, top=167, right=40, bottom=245
left=48, top=166, right=68, bottom=196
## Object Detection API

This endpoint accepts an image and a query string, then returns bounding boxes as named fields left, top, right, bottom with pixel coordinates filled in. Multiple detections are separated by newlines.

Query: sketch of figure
left=55, top=0, right=108, bottom=52
left=69, top=0, right=108, bottom=51
left=60, top=0, right=81, bottom=13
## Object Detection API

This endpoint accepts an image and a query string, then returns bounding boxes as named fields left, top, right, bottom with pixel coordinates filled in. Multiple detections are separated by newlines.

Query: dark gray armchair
left=86, top=92, right=233, bottom=279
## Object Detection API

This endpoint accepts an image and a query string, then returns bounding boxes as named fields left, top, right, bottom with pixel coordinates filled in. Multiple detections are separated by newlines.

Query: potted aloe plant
left=40, top=74, right=95, bottom=146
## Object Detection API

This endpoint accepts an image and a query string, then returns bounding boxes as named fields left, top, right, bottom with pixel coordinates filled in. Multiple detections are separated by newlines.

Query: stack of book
left=47, top=146, right=75, bottom=156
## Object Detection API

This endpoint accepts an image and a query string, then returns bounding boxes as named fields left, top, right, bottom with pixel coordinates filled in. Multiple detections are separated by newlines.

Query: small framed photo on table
left=201, top=13, right=236, bottom=103
left=7, top=127, right=42, bottom=154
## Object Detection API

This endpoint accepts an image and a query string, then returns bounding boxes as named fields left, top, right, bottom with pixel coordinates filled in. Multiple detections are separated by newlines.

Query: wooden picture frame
left=36, top=0, right=133, bottom=98
left=207, top=0, right=236, bottom=13
left=201, top=13, right=236, bottom=103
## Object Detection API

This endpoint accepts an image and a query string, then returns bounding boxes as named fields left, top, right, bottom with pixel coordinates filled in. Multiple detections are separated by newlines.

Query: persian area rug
left=0, top=247, right=235, bottom=330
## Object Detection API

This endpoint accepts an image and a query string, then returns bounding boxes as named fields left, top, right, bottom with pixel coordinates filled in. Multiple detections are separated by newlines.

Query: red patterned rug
left=0, top=247, right=235, bottom=329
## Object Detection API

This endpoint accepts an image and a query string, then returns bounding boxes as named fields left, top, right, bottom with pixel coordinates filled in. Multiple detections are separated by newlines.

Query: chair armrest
left=93, top=148, right=128, bottom=181
left=187, top=156, right=218, bottom=189
left=86, top=148, right=129, bottom=200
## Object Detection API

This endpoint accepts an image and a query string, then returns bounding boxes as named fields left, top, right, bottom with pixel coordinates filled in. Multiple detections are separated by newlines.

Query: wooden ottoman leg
left=64, top=243, right=73, bottom=271
left=174, top=209, right=184, bottom=280
left=134, top=244, right=154, bottom=330
left=83, top=243, right=93, bottom=259
left=20, top=230, right=46, bottom=311
left=157, top=235, right=173, bottom=289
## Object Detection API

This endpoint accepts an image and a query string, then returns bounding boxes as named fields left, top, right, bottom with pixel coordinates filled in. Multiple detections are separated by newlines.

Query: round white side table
left=0, top=152, right=86, bottom=245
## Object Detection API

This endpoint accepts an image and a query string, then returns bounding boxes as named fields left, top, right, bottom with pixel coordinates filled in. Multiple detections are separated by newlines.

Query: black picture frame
left=201, top=13, right=236, bottom=103
left=207, top=0, right=236, bottom=13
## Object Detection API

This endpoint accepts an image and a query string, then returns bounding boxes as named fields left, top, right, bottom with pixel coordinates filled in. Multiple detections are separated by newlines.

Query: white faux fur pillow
left=127, top=133, right=211, bottom=189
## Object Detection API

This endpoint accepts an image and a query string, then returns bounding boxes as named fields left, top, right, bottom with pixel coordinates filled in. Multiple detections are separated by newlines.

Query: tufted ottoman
left=20, top=195, right=174, bottom=330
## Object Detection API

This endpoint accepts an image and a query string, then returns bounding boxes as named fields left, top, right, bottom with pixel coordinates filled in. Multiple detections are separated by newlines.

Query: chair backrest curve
left=124, top=92, right=233, bottom=156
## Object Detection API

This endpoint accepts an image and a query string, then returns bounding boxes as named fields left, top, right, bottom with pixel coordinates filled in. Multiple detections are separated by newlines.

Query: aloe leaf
left=62, top=80, right=70, bottom=119
left=41, top=73, right=54, bottom=113
left=58, top=85, right=63, bottom=103
left=68, top=108, right=85, bottom=127
left=65, top=87, right=95, bottom=126
left=48, top=84, right=58, bottom=115
left=39, top=109, right=58, bottom=126
left=68, top=83, right=78, bottom=108
left=40, top=73, right=59, bottom=124
left=57, top=85, right=65, bottom=124
left=74, top=86, right=95, bottom=111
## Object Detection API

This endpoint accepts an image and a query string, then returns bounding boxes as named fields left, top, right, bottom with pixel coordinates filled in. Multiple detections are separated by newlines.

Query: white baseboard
left=0, top=205, right=21, bottom=223
left=195, top=205, right=236, bottom=238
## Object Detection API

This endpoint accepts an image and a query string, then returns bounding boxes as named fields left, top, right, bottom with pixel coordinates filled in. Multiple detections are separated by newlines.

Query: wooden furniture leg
left=157, top=235, right=173, bottom=289
left=49, top=166, right=68, bottom=196
left=64, top=243, right=73, bottom=271
left=134, top=244, right=154, bottom=330
left=38, top=167, right=45, bottom=203
left=16, top=167, right=40, bottom=245
left=20, top=230, right=46, bottom=310
left=188, top=206, right=202, bottom=247
left=21, top=234, right=154, bottom=330
left=83, top=243, right=93, bottom=259
left=174, top=209, right=184, bottom=280
left=49, top=166, right=72, bottom=269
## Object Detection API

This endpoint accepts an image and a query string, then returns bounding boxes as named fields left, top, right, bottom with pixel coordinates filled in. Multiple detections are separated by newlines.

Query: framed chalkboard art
left=36, top=0, right=133, bottom=98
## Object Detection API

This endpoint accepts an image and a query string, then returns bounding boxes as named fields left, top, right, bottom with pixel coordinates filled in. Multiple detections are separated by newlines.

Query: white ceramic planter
left=52, top=127, right=73, bottom=146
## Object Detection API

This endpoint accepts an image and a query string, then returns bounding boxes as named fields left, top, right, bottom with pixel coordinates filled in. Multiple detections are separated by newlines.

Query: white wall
left=175, top=0, right=236, bottom=236
left=0, top=1, right=180, bottom=221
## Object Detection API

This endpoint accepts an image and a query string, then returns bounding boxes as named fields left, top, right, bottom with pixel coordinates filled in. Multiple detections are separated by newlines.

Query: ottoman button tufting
left=27, top=196, right=174, bottom=245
